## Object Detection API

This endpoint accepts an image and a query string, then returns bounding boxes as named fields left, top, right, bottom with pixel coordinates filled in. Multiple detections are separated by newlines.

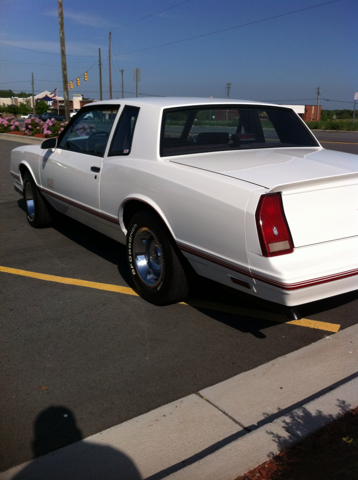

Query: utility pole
left=58, top=0, right=70, bottom=121
left=226, top=82, right=232, bottom=99
left=32, top=73, right=35, bottom=115
left=99, top=48, right=103, bottom=100
left=133, top=68, right=141, bottom=98
left=353, top=92, right=357, bottom=126
left=316, top=87, right=321, bottom=121
left=120, top=69, right=124, bottom=98
left=109, top=32, right=112, bottom=99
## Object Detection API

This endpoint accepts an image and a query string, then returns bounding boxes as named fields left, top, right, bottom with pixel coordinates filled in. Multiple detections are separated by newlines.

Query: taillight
left=255, top=193, right=293, bottom=257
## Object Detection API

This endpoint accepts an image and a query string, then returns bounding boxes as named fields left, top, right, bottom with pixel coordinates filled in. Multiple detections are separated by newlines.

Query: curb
left=1, top=323, right=357, bottom=480
left=0, top=133, right=44, bottom=145
left=165, top=377, right=358, bottom=480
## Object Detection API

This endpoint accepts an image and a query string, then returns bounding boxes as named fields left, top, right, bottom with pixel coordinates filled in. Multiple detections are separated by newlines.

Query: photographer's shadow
left=12, top=406, right=141, bottom=480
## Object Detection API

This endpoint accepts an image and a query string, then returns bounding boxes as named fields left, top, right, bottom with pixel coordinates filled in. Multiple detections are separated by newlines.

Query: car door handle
left=91, top=166, right=100, bottom=173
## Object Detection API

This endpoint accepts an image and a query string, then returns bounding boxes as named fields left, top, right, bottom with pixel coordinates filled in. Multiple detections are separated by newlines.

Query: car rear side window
left=108, top=106, right=140, bottom=156
left=161, top=106, right=318, bottom=156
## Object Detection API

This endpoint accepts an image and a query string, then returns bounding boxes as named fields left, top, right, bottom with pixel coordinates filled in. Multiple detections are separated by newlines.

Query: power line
left=322, top=98, right=353, bottom=104
left=264, top=97, right=353, bottom=104
left=30, top=61, right=98, bottom=85
left=0, top=1, right=194, bottom=57
left=0, top=81, right=31, bottom=85
left=0, top=41, right=97, bottom=58
left=265, top=98, right=317, bottom=102
left=113, top=0, right=343, bottom=56
left=0, top=58, right=92, bottom=68
left=0, top=0, right=343, bottom=59
left=111, top=0, right=191, bottom=30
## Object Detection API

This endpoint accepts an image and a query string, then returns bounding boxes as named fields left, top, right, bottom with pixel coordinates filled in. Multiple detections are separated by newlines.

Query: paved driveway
left=1, top=135, right=357, bottom=471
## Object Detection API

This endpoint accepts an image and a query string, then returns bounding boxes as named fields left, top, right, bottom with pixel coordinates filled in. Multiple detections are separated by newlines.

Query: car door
left=40, top=105, right=119, bottom=216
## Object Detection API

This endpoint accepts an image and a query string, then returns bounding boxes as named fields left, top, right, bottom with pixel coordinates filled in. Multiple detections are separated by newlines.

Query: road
left=1, top=132, right=357, bottom=471
left=314, top=130, right=358, bottom=153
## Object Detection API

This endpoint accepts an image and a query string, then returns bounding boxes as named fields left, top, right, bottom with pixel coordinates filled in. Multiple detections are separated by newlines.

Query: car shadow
left=17, top=198, right=134, bottom=287
left=298, top=290, right=358, bottom=317
left=38, top=207, right=287, bottom=337
left=18, top=201, right=357, bottom=337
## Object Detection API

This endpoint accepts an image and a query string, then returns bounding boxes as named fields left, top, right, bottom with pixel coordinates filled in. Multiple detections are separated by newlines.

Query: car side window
left=58, top=106, right=119, bottom=157
left=108, top=106, right=140, bottom=156
left=161, top=106, right=318, bottom=156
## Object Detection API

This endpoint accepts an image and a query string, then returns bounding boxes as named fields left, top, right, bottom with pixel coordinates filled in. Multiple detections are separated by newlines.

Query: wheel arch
left=120, top=196, right=176, bottom=240
left=19, top=162, right=36, bottom=186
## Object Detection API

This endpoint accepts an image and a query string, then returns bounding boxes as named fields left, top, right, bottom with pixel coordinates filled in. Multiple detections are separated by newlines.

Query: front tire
left=23, top=172, right=51, bottom=228
left=126, top=211, right=188, bottom=305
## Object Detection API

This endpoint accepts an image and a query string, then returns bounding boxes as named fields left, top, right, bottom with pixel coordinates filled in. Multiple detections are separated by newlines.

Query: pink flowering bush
left=22, top=117, right=44, bottom=136
left=0, top=117, right=20, bottom=133
left=0, top=115, right=69, bottom=138
left=43, top=118, right=69, bottom=137
left=21, top=118, right=68, bottom=137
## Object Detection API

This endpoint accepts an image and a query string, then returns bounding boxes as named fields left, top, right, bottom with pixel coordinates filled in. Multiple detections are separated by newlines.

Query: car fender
left=12, top=160, right=38, bottom=195
left=120, top=194, right=176, bottom=239
left=11, top=146, right=44, bottom=188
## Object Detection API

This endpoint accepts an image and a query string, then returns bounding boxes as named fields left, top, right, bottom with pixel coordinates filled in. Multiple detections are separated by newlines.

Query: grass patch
left=306, top=119, right=358, bottom=131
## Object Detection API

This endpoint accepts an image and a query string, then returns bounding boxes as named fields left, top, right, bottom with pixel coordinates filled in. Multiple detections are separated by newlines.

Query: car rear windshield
left=161, top=105, right=319, bottom=157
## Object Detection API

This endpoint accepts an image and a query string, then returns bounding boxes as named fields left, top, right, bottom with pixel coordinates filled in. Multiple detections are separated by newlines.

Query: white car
left=10, top=98, right=358, bottom=309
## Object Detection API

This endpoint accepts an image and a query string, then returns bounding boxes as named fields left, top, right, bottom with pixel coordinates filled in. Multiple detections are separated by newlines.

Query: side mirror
left=41, top=138, right=58, bottom=150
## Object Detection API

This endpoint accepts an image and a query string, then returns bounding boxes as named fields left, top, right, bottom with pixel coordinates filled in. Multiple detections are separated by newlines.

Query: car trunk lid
left=170, top=148, right=358, bottom=247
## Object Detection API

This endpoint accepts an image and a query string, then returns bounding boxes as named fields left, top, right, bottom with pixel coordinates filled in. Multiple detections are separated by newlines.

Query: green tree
left=16, top=92, right=31, bottom=98
left=19, top=100, right=31, bottom=115
left=320, top=110, right=328, bottom=121
left=35, top=100, right=48, bottom=115
left=6, top=104, right=20, bottom=115
left=0, top=89, right=15, bottom=98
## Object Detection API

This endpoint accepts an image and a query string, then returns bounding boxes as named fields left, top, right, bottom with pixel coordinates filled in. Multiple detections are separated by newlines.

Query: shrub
left=22, top=117, right=45, bottom=136
left=21, top=117, right=68, bottom=137
left=42, top=118, right=68, bottom=137
left=0, top=116, right=68, bottom=137
left=306, top=119, right=358, bottom=131
left=0, top=116, right=20, bottom=133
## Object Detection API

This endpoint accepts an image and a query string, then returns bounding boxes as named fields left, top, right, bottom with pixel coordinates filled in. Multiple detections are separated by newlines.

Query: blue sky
left=0, top=0, right=356, bottom=109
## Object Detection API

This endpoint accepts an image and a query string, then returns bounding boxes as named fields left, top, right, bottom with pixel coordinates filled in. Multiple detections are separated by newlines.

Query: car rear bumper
left=181, top=236, right=358, bottom=307
left=248, top=236, right=358, bottom=306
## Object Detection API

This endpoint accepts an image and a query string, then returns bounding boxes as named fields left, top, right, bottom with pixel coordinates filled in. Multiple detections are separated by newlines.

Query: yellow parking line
left=185, top=299, right=340, bottom=333
left=320, top=141, right=358, bottom=145
left=0, top=266, right=138, bottom=296
left=286, top=318, right=340, bottom=332
left=1, top=266, right=340, bottom=332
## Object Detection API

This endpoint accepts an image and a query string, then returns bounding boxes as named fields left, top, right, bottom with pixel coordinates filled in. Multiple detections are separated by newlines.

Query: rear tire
left=126, top=211, right=188, bottom=305
left=23, top=172, right=51, bottom=228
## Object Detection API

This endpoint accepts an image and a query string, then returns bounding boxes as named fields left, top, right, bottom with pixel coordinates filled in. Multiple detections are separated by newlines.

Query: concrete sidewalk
left=1, top=324, right=357, bottom=480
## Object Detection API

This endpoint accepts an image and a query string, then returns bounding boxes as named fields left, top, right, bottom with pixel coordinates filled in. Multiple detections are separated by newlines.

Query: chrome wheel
left=23, top=172, right=51, bottom=228
left=126, top=211, right=188, bottom=305
left=25, top=181, right=35, bottom=220
left=133, top=227, right=163, bottom=287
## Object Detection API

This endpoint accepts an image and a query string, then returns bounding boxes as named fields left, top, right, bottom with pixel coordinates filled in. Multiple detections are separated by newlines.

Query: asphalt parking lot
left=1, top=132, right=357, bottom=472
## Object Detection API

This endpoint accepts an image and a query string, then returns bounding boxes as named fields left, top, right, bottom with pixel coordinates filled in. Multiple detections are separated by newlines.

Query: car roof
left=84, top=96, right=285, bottom=110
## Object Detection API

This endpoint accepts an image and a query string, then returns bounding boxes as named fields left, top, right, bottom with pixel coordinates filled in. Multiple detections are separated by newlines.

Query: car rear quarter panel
left=244, top=185, right=358, bottom=305
left=100, top=155, right=260, bottom=273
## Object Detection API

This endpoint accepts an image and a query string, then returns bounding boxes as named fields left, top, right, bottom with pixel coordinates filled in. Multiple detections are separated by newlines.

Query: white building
left=0, top=91, right=64, bottom=109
